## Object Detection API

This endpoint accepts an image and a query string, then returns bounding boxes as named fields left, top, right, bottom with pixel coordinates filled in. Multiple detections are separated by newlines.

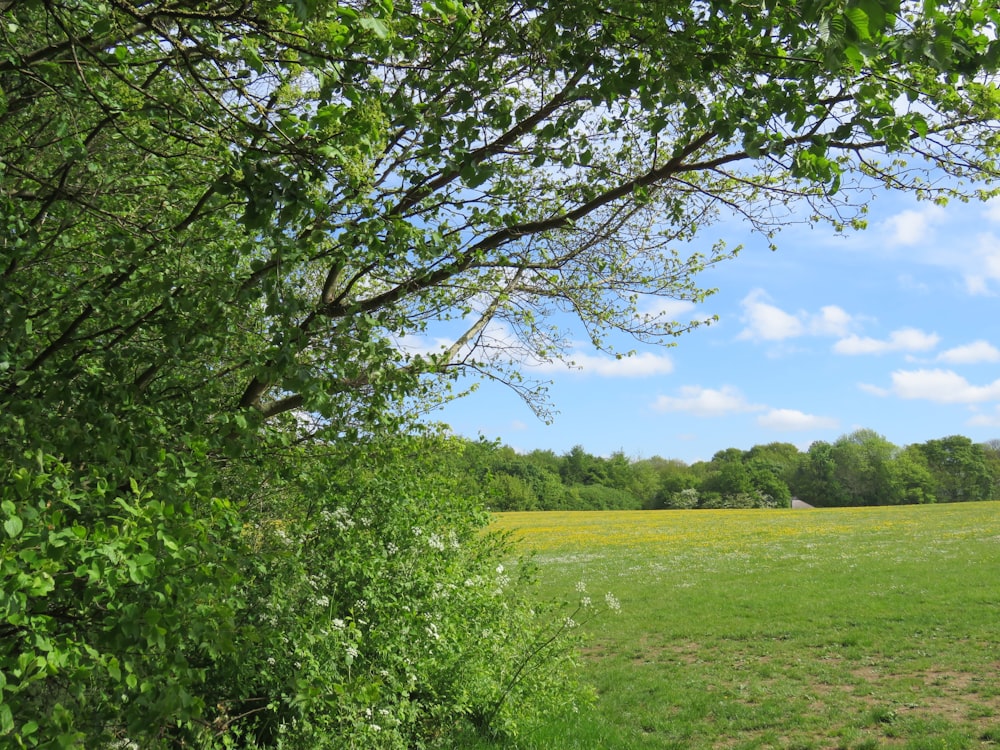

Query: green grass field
left=486, top=502, right=1000, bottom=749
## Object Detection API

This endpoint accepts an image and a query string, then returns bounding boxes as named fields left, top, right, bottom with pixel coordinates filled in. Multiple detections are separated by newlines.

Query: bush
left=663, top=488, right=700, bottom=509
left=0, top=437, right=588, bottom=748
left=215, top=438, right=589, bottom=748
left=0, top=451, right=245, bottom=748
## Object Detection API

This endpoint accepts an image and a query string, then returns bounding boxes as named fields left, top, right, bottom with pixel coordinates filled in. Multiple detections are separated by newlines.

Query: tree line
left=450, top=430, right=1000, bottom=511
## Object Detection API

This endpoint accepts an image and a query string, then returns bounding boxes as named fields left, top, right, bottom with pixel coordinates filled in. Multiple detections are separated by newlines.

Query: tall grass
left=483, top=503, right=1000, bottom=749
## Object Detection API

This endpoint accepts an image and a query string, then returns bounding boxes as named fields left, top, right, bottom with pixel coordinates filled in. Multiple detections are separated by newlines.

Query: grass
left=480, top=502, right=1000, bottom=749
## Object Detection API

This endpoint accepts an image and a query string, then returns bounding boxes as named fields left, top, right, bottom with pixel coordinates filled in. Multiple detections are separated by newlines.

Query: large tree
left=916, top=435, right=997, bottom=502
left=2, top=0, right=1000, bottom=746
left=3, top=0, right=999, bottom=434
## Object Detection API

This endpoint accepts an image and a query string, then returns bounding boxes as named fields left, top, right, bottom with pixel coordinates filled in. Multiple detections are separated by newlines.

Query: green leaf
left=359, top=17, right=389, bottom=39
left=845, top=7, right=871, bottom=41
left=3, top=516, right=22, bottom=538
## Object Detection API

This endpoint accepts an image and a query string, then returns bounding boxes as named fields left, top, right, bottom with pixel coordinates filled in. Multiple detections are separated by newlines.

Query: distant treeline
left=446, top=430, right=1000, bottom=511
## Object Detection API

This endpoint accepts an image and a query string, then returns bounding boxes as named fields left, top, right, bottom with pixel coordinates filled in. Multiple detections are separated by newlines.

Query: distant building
left=791, top=498, right=814, bottom=509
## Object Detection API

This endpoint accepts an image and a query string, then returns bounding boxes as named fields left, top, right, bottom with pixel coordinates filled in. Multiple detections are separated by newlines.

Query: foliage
left=0, top=451, right=245, bottom=748
left=3, top=0, right=1000, bottom=745
left=0, top=433, right=588, bottom=748
left=455, top=431, right=1000, bottom=511
left=915, top=435, right=995, bottom=503
left=215, top=437, right=590, bottom=748
left=794, top=431, right=1000, bottom=507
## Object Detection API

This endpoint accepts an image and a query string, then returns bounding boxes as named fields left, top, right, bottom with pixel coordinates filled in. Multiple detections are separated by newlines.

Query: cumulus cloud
left=651, top=385, right=764, bottom=417
left=833, top=327, right=940, bottom=355
left=737, top=289, right=857, bottom=342
left=538, top=351, right=675, bottom=377
left=810, top=305, right=854, bottom=337
left=637, top=297, right=698, bottom=320
left=883, top=204, right=946, bottom=246
left=883, top=368, right=1000, bottom=404
left=757, top=409, right=839, bottom=431
left=738, top=289, right=804, bottom=341
left=937, top=340, right=1000, bottom=364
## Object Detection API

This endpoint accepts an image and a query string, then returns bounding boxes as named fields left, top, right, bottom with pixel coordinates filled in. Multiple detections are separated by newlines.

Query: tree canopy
left=2, top=0, right=1000, bottom=746
left=3, top=0, right=999, bottom=430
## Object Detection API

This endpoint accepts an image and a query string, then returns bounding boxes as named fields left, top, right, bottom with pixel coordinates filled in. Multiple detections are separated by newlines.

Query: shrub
left=0, top=437, right=588, bottom=748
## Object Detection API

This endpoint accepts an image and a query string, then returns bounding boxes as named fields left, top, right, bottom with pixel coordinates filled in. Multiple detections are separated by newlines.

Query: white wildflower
left=605, top=592, right=622, bottom=613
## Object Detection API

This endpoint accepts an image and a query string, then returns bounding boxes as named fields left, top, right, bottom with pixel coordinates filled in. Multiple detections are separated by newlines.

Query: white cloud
left=536, top=350, right=675, bottom=377
left=810, top=305, right=854, bottom=337
left=885, top=368, right=1000, bottom=404
left=757, top=409, right=839, bottom=431
left=737, top=290, right=858, bottom=342
left=651, top=385, right=763, bottom=417
left=937, top=340, right=1000, bottom=365
left=883, top=204, right=946, bottom=246
left=833, top=327, right=940, bottom=355
left=968, top=407, right=1000, bottom=427
left=858, top=382, right=890, bottom=397
left=738, top=289, right=804, bottom=341
left=964, top=233, right=1000, bottom=295
left=394, top=333, right=454, bottom=357
left=984, top=197, right=1000, bottom=223
left=638, top=297, right=698, bottom=320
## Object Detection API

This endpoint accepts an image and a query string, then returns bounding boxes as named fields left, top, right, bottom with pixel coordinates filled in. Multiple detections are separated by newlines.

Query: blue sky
left=427, top=190, right=1000, bottom=464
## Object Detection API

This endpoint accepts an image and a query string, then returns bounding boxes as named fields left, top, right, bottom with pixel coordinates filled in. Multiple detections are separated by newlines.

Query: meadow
left=482, top=502, right=1000, bottom=749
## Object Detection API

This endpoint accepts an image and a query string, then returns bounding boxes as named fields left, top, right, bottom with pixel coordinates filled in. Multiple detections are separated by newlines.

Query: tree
left=3, top=0, right=1000, bottom=745
left=828, top=429, right=899, bottom=505
left=560, top=445, right=607, bottom=486
left=793, top=440, right=850, bottom=506
left=746, top=442, right=802, bottom=486
left=982, top=440, right=1000, bottom=499
left=916, top=435, right=997, bottom=502
left=892, top=444, right=938, bottom=504
left=700, top=452, right=791, bottom=508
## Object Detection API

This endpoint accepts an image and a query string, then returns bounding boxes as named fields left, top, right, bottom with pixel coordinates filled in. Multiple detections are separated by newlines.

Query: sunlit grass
left=481, top=503, right=1000, bottom=749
